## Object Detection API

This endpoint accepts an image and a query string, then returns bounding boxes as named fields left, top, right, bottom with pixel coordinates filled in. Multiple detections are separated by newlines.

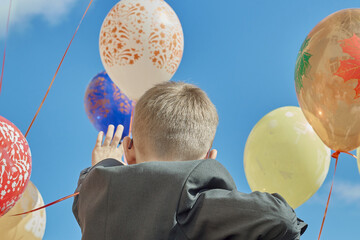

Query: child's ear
left=123, top=136, right=136, bottom=165
left=208, top=149, right=217, bottom=160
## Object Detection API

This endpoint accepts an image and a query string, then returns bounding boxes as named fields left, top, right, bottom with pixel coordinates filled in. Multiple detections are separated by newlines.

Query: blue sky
left=0, top=0, right=359, bottom=239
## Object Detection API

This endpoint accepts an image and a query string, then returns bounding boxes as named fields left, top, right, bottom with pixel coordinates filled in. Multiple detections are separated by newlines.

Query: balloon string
left=14, top=0, right=93, bottom=217
left=15, top=89, right=135, bottom=216
left=0, top=0, right=13, bottom=95
left=339, top=150, right=356, bottom=159
left=11, top=192, right=79, bottom=217
left=24, top=0, right=94, bottom=138
left=317, top=150, right=356, bottom=239
left=317, top=150, right=340, bottom=240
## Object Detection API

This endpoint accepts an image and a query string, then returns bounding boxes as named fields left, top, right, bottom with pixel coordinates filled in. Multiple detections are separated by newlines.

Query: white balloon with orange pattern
left=99, top=0, right=184, bottom=101
left=0, top=181, right=46, bottom=240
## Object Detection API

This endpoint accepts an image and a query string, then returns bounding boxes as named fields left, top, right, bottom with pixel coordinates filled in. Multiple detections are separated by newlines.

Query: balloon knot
left=331, top=151, right=341, bottom=159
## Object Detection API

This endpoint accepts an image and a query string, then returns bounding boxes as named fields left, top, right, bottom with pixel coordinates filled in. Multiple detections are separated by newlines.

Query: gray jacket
left=73, top=159, right=307, bottom=240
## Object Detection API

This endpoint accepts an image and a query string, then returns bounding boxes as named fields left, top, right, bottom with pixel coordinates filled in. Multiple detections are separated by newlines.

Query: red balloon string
left=317, top=151, right=339, bottom=239
left=317, top=150, right=356, bottom=239
left=11, top=0, right=94, bottom=217
left=24, top=0, right=94, bottom=138
left=14, top=103, right=136, bottom=216
left=340, top=150, right=357, bottom=159
left=0, top=0, right=13, bottom=95
left=11, top=192, right=79, bottom=217
left=317, top=150, right=343, bottom=239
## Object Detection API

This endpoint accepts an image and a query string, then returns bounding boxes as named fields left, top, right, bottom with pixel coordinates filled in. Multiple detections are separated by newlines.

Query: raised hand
left=92, top=125, right=126, bottom=166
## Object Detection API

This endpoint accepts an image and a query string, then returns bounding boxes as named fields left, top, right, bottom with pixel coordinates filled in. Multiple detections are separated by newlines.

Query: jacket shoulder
left=177, top=159, right=237, bottom=214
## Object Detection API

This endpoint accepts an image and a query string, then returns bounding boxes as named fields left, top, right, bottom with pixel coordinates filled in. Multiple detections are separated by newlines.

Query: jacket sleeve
left=175, top=159, right=308, bottom=240
left=72, top=158, right=123, bottom=227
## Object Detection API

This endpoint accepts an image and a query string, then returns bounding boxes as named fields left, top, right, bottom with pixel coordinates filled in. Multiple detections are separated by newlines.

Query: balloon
left=99, top=0, right=184, bottom=100
left=0, top=116, right=31, bottom=216
left=244, top=107, right=331, bottom=209
left=295, top=9, right=360, bottom=151
left=357, top=148, right=360, bottom=174
left=84, top=71, right=134, bottom=139
left=0, top=181, right=46, bottom=240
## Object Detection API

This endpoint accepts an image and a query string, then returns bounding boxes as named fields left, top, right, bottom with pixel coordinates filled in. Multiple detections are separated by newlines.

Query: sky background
left=0, top=0, right=360, bottom=239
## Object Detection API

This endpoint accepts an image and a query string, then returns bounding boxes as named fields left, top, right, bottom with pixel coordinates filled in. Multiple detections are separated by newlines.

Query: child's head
left=123, top=81, right=218, bottom=163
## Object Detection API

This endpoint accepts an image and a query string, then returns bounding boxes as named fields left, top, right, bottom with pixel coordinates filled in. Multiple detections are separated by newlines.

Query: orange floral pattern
left=111, top=82, right=134, bottom=115
left=86, top=73, right=132, bottom=122
left=84, top=72, right=134, bottom=138
left=100, top=2, right=148, bottom=67
left=100, top=0, right=183, bottom=77
left=86, top=76, right=110, bottom=120
left=148, top=2, right=184, bottom=75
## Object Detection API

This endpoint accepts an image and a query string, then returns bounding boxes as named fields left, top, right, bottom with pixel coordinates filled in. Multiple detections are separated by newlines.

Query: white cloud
left=0, top=0, right=79, bottom=38
left=307, top=180, right=360, bottom=208
left=333, top=180, right=360, bottom=205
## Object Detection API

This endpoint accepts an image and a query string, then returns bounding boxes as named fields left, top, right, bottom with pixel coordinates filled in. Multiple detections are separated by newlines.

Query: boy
left=73, top=82, right=307, bottom=240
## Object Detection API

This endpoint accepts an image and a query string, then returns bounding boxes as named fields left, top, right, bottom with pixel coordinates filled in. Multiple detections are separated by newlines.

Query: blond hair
left=132, top=82, right=218, bottom=161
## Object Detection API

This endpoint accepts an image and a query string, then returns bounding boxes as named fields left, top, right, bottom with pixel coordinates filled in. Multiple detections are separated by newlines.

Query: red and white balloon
left=0, top=116, right=31, bottom=216
left=99, top=0, right=184, bottom=100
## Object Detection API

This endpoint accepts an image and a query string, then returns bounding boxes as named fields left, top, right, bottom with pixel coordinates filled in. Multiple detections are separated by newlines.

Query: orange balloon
left=295, top=9, right=360, bottom=151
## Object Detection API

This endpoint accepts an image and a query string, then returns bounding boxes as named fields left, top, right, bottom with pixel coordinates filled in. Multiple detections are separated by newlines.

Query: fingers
left=103, top=125, right=115, bottom=146
left=95, top=131, right=104, bottom=147
left=209, top=149, right=217, bottom=159
left=111, top=125, right=124, bottom=148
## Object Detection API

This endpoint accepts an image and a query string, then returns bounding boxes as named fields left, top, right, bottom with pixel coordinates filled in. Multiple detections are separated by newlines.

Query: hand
left=92, top=125, right=126, bottom=166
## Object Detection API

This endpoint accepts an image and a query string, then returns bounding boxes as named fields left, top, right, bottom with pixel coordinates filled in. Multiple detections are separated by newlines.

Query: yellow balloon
left=0, top=181, right=46, bottom=240
left=244, top=107, right=331, bottom=208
